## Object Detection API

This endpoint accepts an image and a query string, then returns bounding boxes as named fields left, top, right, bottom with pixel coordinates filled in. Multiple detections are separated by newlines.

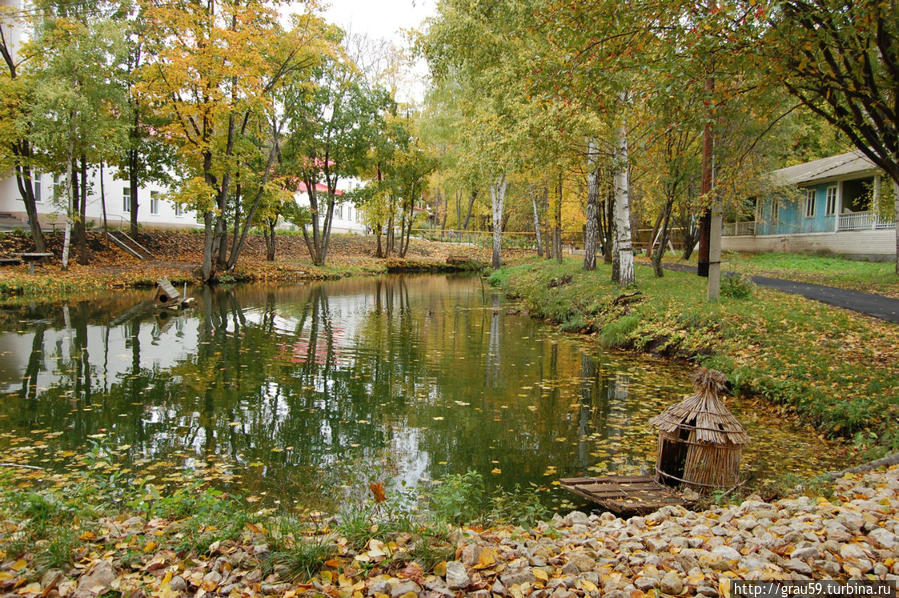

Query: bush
left=427, top=471, right=487, bottom=525
left=721, top=273, right=754, bottom=299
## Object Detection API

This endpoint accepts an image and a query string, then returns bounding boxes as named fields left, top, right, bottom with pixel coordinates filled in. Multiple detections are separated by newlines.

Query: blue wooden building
left=723, top=151, right=896, bottom=260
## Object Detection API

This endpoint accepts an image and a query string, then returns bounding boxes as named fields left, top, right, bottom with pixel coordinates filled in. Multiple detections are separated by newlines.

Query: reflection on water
left=0, top=275, right=843, bottom=512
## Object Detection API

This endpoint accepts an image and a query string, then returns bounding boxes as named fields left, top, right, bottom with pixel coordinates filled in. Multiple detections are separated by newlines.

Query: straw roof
left=650, top=369, right=750, bottom=445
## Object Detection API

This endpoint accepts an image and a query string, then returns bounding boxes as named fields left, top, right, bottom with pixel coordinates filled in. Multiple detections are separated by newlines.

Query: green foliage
left=427, top=471, right=487, bottom=525
left=721, top=273, right=755, bottom=299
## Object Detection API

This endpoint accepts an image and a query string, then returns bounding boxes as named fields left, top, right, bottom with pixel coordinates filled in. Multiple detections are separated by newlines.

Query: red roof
left=311, top=183, right=343, bottom=195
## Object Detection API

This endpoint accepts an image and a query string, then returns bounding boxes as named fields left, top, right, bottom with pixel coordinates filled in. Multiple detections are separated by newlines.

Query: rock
left=697, top=585, right=719, bottom=597
left=390, top=580, right=422, bottom=598
left=460, top=544, right=483, bottom=567
left=569, top=523, right=589, bottom=535
left=712, top=545, right=741, bottom=561
left=785, top=559, right=813, bottom=575
left=564, top=552, right=596, bottom=572
left=790, top=546, right=820, bottom=560
left=869, top=528, right=898, bottom=549
left=644, top=536, right=669, bottom=552
left=566, top=511, right=589, bottom=525
left=445, top=561, right=469, bottom=590
left=659, top=571, right=683, bottom=595
left=491, top=579, right=505, bottom=595
left=634, top=576, right=659, bottom=591
left=500, top=567, right=537, bottom=587
left=168, top=576, right=187, bottom=592
left=75, top=561, right=117, bottom=598
left=370, top=579, right=391, bottom=595
left=841, top=543, right=870, bottom=561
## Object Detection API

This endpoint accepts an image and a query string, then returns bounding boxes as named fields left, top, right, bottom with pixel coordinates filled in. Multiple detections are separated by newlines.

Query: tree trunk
left=542, top=184, right=552, bottom=260
left=584, top=139, right=600, bottom=270
left=554, top=173, right=562, bottom=264
left=602, top=188, right=614, bottom=263
left=77, top=157, right=88, bottom=265
left=201, top=211, right=215, bottom=281
left=530, top=184, right=543, bottom=257
left=462, top=190, right=476, bottom=230
left=652, top=200, right=674, bottom=277
left=99, top=163, right=108, bottom=239
left=129, top=150, right=139, bottom=237
left=612, top=116, right=635, bottom=287
left=62, top=131, right=74, bottom=271
left=15, top=164, right=46, bottom=253
left=490, top=175, right=506, bottom=269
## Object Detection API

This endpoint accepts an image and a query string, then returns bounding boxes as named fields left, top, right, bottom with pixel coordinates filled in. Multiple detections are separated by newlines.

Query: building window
left=33, top=172, right=42, bottom=203
left=825, top=186, right=837, bottom=216
left=123, top=187, right=131, bottom=212
left=175, top=203, right=183, bottom=216
left=150, top=191, right=159, bottom=215
left=336, top=204, right=343, bottom=219
left=772, top=200, right=779, bottom=223
left=804, top=189, right=815, bottom=218
left=54, top=175, right=65, bottom=202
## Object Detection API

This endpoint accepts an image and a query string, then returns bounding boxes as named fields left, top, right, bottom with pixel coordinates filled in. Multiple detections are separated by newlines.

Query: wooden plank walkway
left=560, top=475, right=692, bottom=516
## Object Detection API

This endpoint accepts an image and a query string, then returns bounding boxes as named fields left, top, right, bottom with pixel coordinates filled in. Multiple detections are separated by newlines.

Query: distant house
left=723, top=150, right=896, bottom=260
left=288, top=180, right=366, bottom=235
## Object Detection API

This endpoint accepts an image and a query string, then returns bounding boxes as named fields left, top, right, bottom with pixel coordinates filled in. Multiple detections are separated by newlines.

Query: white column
left=835, top=181, right=842, bottom=232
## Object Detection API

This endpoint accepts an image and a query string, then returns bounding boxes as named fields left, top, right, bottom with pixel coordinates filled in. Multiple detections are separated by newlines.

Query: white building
left=0, top=169, right=199, bottom=231
left=288, top=180, right=366, bottom=235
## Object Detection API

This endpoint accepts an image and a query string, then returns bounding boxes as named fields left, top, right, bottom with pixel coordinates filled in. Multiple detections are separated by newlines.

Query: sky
left=321, top=0, right=438, bottom=103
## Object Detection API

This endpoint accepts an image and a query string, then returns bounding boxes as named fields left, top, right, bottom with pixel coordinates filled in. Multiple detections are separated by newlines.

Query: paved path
left=660, top=262, right=899, bottom=323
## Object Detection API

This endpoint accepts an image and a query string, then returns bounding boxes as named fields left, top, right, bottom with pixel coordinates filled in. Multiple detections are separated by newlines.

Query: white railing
left=722, top=221, right=756, bottom=236
left=838, top=211, right=896, bottom=231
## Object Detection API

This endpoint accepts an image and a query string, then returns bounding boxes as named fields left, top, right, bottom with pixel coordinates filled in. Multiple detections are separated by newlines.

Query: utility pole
left=697, top=77, right=714, bottom=278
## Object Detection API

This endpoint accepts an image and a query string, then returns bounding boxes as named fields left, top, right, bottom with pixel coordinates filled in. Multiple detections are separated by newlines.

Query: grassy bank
left=648, top=251, right=899, bottom=298
left=490, top=259, right=899, bottom=457
left=0, top=231, right=501, bottom=304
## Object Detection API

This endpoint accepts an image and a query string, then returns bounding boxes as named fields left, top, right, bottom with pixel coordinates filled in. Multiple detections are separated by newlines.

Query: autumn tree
left=140, top=0, right=327, bottom=281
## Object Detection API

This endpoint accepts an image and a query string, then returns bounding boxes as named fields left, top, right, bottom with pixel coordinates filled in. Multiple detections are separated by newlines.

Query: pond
left=0, top=274, right=844, bottom=513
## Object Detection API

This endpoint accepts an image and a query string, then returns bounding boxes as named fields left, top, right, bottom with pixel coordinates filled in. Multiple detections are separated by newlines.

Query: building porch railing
left=838, top=211, right=896, bottom=231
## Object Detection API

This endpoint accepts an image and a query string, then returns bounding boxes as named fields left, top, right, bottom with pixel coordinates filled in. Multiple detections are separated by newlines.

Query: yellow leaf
left=579, top=579, right=598, bottom=592
left=533, top=568, right=548, bottom=582
left=490, top=468, right=502, bottom=475
left=17, top=582, right=41, bottom=595
left=143, top=540, right=157, bottom=553
left=433, top=562, right=447, bottom=576
left=474, top=548, right=497, bottom=570
left=719, top=578, right=731, bottom=598
left=10, top=559, right=27, bottom=572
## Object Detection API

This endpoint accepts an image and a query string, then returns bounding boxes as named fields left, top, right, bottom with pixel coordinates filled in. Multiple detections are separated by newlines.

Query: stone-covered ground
left=3, top=466, right=897, bottom=597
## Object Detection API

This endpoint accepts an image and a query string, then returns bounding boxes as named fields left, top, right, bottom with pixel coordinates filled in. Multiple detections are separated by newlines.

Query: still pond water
left=0, top=274, right=842, bottom=512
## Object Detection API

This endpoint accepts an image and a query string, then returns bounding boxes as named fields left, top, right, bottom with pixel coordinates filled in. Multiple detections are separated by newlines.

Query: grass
left=491, top=258, right=899, bottom=457
left=655, top=251, right=899, bottom=298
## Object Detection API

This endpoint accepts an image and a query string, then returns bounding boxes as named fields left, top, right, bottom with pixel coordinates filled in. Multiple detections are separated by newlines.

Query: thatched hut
left=650, top=368, right=749, bottom=491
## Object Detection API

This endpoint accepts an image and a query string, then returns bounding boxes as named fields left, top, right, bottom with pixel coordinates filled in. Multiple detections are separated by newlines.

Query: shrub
left=721, top=273, right=754, bottom=299
left=427, top=471, right=487, bottom=525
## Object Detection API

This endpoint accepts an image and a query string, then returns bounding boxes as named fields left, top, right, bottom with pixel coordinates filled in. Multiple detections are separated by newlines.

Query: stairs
left=106, top=230, right=154, bottom=260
